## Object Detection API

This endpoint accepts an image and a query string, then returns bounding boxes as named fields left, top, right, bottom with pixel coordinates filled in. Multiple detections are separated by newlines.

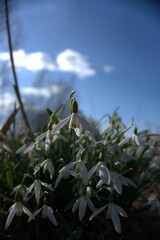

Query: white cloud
left=0, top=49, right=95, bottom=79
left=21, top=84, right=63, bottom=98
left=0, top=50, right=55, bottom=72
left=56, top=49, right=95, bottom=78
left=103, top=65, right=114, bottom=74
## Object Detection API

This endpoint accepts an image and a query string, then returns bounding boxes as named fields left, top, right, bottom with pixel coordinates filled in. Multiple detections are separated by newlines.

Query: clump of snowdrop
left=4, top=90, right=144, bottom=238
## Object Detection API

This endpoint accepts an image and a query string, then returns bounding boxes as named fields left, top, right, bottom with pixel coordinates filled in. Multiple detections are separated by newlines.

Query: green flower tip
left=134, top=127, right=138, bottom=134
left=15, top=192, right=20, bottom=202
left=72, top=99, right=78, bottom=113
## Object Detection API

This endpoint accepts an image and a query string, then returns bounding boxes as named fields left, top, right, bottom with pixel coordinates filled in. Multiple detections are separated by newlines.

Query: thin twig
left=4, top=0, right=34, bottom=139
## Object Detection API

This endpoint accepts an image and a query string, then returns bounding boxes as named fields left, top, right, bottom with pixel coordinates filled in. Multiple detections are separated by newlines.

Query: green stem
left=4, top=153, right=13, bottom=190
left=72, top=129, right=76, bottom=162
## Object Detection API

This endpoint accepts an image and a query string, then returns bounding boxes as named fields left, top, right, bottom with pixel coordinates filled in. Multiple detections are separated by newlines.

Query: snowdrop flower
left=5, top=201, right=32, bottom=229
left=118, top=127, right=143, bottom=147
left=29, top=205, right=57, bottom=226
left=54, top=161, right=78, bottom=188
left=72, top=187, right=95, bottom=221
left=51, top=99, right=93, bottom=137
left=90, top=203, right=127, bottom=234
left=40, top=158, right=54, bottom=179
left=111, top=171, right=137, bottom=195
left=55, top=160, right=97, bottom=188
left=96, top=162, right=111, bottom=188
left=35, top=129, right=68, bottom=150
left=24, top=179, right=53, bottom=205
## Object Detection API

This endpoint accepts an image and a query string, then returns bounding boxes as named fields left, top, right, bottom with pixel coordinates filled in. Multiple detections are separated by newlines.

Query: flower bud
left=72, top=99, right=78, bottom=113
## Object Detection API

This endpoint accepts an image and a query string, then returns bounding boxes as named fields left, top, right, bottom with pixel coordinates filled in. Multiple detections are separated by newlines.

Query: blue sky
left=1, top=0, right=160, bottom=131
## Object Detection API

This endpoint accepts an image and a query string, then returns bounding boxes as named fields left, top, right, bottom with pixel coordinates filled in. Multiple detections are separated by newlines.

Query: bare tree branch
left=4, top=0, right=34, bottom=139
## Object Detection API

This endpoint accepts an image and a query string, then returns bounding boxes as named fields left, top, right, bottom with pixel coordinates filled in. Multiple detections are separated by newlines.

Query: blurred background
left=0, top=0, right=160, bottom=132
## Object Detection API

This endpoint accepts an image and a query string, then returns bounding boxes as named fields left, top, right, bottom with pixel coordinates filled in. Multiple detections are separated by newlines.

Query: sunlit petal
left=35, top=131, right=49, bottom=142
left=77, top=115, right=93, bottom=134
left=118, top=137, right=131, bottom=147
left=51, top=116, right=70, bottom=134
left=24, top=142, right=36, bottom=154
left=59, top=161, right=78, bottom=174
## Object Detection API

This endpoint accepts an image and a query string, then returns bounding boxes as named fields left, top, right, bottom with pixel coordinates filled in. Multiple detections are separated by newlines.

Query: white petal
left=112, top=204, right=127, bottom=217
left=99, top=164, right=110, bottom=185
left=77, top=115, right=93, bottom=134
left=54, top=173, right=63, bottom=188
left=47, top=159, right=54, bottom=179
left=79, top=197, right=86, bottom=221
left=89, top=205, right=107, bottom=221
left=72, top=199, right=80, bottom=213
left=88, top=165, right=97, bottom=179
left=80, top=165, right=88, bottom=185
left=74, top=125, right=83, bottom=137
left=5, top=203, right=17, bottom=229
left=96, top=179, right=103, bottom=189
left=69, top=113, right=79, bottom=129
left=24, top=142, right=36, bottom=154
left=16, top=144, right=28, bottom=154
left=109, top=205, right=121, bottom=234
left=120, top=175, right=137, bottom=188
left=35, top=180, right=41, bottom=205
left=118, top=137, right=131, bottom=147
left=24, top=183, right=34, bottom=200
left=59, top=161, right=78, bottom=174
left=8, top=203, right=16, bottom=212
left=28, top=207, right=43, bottom=222
left=51, top=116, right=70, bottom=134
left=112, top=172, right=122, bottom=195
left=86, top=197, right=95, bottom=212
left=47, top=206, right=58, bottom=226
left=42, top=206, right=48, bottom=218
left=41, top=181, right=54, bottom=191
left=132, top=134, right=141, bottom=146
left=35, top=131, right=49, bottom=142
left=22, top=205, right=32, bottom=217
